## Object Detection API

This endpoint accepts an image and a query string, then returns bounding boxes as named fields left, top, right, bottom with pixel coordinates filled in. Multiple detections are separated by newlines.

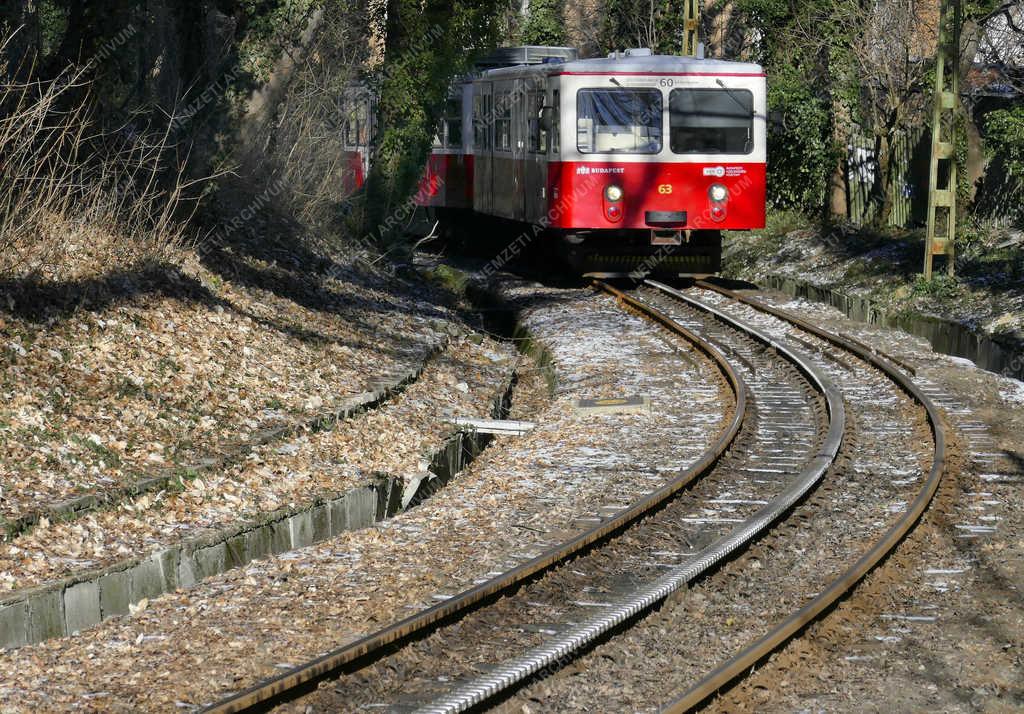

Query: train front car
left=549, top=51, right=767, bottom=276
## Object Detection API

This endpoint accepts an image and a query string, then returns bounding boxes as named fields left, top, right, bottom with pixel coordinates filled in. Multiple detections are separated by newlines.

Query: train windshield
left=576, top=88, right=662, bottom=154
left=670, top=88, right=754, bottom=154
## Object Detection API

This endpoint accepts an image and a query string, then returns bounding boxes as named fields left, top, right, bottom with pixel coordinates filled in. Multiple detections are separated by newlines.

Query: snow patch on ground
left=945, top=356, right=979, bottom=370
left=998, top=378, right=1024, bottom=405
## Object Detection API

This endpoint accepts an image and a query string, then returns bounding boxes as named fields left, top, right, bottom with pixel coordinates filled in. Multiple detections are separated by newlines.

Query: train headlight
left=708, top=184, right=729, bottom=202
left=605, top=185, right=624, bottom=202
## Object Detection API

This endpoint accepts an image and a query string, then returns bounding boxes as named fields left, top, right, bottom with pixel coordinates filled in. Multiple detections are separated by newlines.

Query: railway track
left=497, top=280, right=947, bottom=711
left=655, top=280, right=948, bottom=712
left=204, top=284, right=747, bottom=713
left=206, top=278, right=948, bottom=713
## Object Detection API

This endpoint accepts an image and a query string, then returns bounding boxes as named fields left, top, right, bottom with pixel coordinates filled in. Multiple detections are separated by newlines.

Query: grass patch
left=765, top=209, right=814, bottom=236
left=911, top=274, right=962, bottom=300
left=70, top=434, right=123, bottom=467
left=424, top=264, right=470, bottom=296
left=114, top=377, right=146, bottom=399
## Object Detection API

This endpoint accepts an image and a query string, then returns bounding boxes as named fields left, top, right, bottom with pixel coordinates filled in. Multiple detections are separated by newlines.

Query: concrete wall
left=0, top=486, right=380, bottom=647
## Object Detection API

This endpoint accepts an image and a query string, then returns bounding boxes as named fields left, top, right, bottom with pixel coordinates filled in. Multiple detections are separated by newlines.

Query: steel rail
left=413, top=281, right=845, bottom=714
left=659, top=281, right=949, bottom=713
left=203, top=284, right=747, bottom=714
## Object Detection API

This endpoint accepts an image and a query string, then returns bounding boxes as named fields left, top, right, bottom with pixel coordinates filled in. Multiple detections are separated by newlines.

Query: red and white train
left=349, top=46, right=767, bottom=275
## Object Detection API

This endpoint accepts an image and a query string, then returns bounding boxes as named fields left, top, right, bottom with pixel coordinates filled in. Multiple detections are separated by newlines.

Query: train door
left=473, top=82, right=493, bottom=216
left=461, top=81, right=475, bottom=207
left=523, top=79, right=549, bottom=222
left=512, top=78, right=528, bottom=222
left=491, top=79, right=516, bottom=220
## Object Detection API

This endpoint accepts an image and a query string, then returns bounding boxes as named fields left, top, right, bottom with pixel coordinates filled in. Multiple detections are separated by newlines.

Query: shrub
left=765, top=72, right=835, bottom=215
left=520, top=0, right=566, bottom=46
left=982, top=105, right=1024, bottom=224
left=985, top=105, right=1024, bottom=178
left=0, top=38, right=191, bottom=281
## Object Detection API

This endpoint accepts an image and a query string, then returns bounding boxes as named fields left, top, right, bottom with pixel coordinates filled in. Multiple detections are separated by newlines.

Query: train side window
left=487, top=95, right=494, bottom=149
left=551, top=90, right=560, bottom=155
left=495, top=91, right=512, bottom=152
left=345, top=109, right=358, bottom=147
left=438, top=98, right=461, bottom=149
left=474, top=93, right=493, bottom=150
left=473, top=95, right=485, bottom=149
left=446, top=98, right=462, bottom=148
left=527, top=92, right=546, bottom=153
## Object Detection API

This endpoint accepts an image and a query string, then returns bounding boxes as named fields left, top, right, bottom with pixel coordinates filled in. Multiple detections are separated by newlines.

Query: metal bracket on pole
left=683, top=0, right=701, bottom=57
left=924, top=0, right=961, bottom=280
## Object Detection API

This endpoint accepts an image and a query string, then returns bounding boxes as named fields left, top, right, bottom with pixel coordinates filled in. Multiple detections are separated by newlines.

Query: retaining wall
left=0, top=360, right=513, bottom=649
left=763, top=275, right=1024, bottom=381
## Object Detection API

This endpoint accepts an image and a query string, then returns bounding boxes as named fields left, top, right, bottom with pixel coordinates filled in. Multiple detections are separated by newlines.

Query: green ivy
left=911, top=273, right=961, bottom=299
left=729, top=1, right=839, bottom=216
left=36, top=1, right=69, bottom=58
left=520, top=0, right=566, bottom=46
left=764, top=72, right=834, bottom=212
left=236, top=0, right=320, bottom=83
left=983, top=105, right=1024, bottom=223
left=599, top=0, right=685, bottom=55
left=365, top=0, right=504, bottom=246
left=985, top=106, right=1024, bottom=179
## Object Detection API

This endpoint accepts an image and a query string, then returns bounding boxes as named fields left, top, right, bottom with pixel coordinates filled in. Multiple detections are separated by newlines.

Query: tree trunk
left=706, top=0, right=735, bottom=59
left=959, top=18, right=987, bottom=203
left=565, top=0, right=602, bottom=57
left=240, top=5, right=325, bottom=161
left=829, top=100, right=849, bottom=221
left=876, top=132, right=894, bottom=227
left=964, top=108, right=988, bottom=203
left=829, top=155, right=849, bottom=221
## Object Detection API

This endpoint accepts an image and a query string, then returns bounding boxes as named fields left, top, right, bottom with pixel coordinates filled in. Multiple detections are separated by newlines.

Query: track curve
left=205, top=285, right=745, bottom=714
left=410, top=280, right=845, bottom=713
left=658, top=279, right=948, bottom=712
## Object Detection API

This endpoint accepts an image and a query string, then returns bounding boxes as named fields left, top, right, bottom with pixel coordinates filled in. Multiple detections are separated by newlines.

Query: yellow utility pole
left=924, top=0, right=961, bottom=280
left=683, top=0, right=701, bottom=56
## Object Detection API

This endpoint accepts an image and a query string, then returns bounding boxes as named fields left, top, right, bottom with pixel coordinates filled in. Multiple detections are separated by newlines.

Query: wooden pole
left=683, top=0, right=701, bottom=56
left=924, top=0, right=960, bottom=280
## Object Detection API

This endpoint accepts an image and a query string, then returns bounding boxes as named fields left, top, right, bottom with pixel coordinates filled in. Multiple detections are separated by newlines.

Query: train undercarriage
left=558, top=228, right=722, bottom=277
left=431, top=207, right=722, bottom=278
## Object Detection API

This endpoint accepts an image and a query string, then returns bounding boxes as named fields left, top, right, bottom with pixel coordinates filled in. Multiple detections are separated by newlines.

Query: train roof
left=474, top=46, right=579, bottom=70
left=481, top=53, right=764, bottom=79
